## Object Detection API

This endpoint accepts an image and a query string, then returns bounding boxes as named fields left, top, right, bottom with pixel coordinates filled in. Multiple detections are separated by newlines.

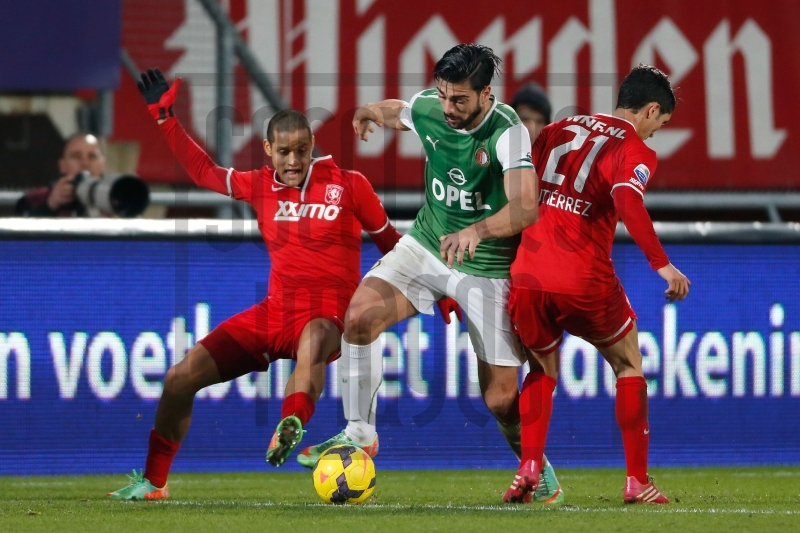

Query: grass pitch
left=2, top=468, right=800, bottom=532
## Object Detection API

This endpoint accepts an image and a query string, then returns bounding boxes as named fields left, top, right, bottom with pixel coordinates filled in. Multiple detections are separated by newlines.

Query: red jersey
left=512, top=113, right=669, bottom=295
left=160, top=118, right=399, bottom=303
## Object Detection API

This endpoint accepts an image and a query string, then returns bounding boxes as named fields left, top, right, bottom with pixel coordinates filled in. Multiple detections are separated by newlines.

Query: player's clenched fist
left=657, top=263, right=690, bottom=301
left=138, top=68, right=182, bottom=122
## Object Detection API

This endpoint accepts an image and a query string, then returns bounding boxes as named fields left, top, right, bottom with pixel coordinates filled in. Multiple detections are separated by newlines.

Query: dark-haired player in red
left=107, top=69, right=461, bottom=500
left=502, top=65, right=690, bottom=504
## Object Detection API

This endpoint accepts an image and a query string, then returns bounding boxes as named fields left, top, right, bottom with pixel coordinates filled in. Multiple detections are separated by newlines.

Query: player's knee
left=344, top=301, right=384, bottom=344
left=163, top=364, right=194, bottom=398
left=483, top=388, right=518, bottom=419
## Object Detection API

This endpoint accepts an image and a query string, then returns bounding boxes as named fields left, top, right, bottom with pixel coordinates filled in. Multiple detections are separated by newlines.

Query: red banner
left=115, top=0, right=800, bottom=190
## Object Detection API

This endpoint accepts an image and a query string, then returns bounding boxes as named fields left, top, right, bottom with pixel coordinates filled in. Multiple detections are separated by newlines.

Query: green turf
left=2, top=468, right=800, bottom=532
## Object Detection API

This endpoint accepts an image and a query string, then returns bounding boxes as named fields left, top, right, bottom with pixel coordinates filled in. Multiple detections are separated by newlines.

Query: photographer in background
left=15, top=133, right=149, bottom=218
left=510, top=81, right=552, bottom=143
left=15, top=133, right=106, bottom=217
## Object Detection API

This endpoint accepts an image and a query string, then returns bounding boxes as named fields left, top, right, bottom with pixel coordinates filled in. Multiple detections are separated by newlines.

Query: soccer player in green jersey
left=298, top=44, right=563, bottom=503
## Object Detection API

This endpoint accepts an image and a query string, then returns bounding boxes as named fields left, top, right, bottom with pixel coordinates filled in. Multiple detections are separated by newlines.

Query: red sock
left=519, top=372, right=556, bottom=465
left=143, top=429, right=180, bottom=489
left=615, top=376, right=649, bottom=484
left=281, top=391, right=315, bottom=425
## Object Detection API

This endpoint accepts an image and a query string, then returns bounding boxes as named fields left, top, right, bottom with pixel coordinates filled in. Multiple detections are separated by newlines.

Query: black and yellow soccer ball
left=312, top=445, right=376, bottom=504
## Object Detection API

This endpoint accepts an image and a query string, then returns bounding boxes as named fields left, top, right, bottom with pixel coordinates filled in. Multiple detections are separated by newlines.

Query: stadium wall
left=1, top=221, right=799, bottom=475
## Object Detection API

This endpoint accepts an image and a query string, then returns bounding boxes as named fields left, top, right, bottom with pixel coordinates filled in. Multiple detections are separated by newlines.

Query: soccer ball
left=312, top=444, right=376, bottom=504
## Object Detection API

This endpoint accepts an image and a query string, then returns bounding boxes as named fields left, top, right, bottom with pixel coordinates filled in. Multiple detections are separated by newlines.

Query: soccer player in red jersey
left=107, top=68, right=460, bottom=500
left=499, top=66, right=690, bottom=503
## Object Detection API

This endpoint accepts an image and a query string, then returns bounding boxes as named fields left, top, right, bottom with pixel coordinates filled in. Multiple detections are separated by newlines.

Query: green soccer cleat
left=266, top=415, right=306, bottom=467
left=296, top=430, right=379, bottom=469
left=533, top=455, right=565, bottom=504
left=106, top=469, right=168, bottom=501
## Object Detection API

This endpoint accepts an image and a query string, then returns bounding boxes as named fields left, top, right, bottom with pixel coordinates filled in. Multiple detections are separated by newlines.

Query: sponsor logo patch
left=448, top=168, right=467, bottom=185
left=474, top=147, right=490, bottom=167
left=325, top=184, right=344, bottom=205
left=633, top=164, right=650, bottom=184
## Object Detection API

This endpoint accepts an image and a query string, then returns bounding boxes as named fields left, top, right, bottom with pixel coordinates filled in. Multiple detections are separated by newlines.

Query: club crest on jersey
left=633, top=164, right=650, bottom=185
left=325, top=184, right=344, bottom=205
left=474, top=147, right=490, bottom=167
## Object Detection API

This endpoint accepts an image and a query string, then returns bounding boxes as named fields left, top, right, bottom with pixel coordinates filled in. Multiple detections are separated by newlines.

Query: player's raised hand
left=657, top=263, right=690, bottom=301
left=436, top=297, right=464, bottom=325
left=138, top=68, right=182, bottom=122
left=439, top=226, right=481, bottom=268
left=352, top=105, right=381, bottom=141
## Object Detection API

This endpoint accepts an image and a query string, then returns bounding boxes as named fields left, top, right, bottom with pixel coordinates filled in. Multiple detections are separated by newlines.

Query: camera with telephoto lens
left=73, top=171, right=150, bottom=217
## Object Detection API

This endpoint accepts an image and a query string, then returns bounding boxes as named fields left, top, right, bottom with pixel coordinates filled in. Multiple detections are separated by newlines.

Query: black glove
left=137, top=68, right=182, bottom=120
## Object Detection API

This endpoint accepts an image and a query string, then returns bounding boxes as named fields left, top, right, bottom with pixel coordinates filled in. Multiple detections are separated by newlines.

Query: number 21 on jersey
left=541, top=125, right=608, bottom=193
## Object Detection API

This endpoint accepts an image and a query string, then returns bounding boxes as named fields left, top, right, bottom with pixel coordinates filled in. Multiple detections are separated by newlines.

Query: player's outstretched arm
left=138, top=68, right=247, bottom=199
left=353, top=100, right=411, bottom=141
left=439, top=167, right=539, bottom=267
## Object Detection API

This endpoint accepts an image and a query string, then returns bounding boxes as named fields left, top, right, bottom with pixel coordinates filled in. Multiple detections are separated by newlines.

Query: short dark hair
left=266, top=109, right=313, bottom=143
left=616, top=65, right=676, bottom=114
left=432, top=44, right=502, bottom=92
left=510, top=82, right=552, bottom=124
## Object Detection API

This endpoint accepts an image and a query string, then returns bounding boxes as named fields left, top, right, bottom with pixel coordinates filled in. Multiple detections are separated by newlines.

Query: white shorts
left=365, top=234, right=524, bottom=367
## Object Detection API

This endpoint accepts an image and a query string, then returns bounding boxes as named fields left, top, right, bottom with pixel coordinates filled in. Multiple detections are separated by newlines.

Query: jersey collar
left=596, top=113, right=637, bottom=132
left=453, top=96, right=498, bottom=135
left=270, top=155, right=333, bottom=202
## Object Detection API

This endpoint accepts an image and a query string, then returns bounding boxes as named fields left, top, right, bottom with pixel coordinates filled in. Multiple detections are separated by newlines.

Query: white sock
left=340, top=337, right=382, bottom=444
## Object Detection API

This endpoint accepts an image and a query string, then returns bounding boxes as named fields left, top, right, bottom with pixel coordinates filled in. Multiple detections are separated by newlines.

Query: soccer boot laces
left=297, top=430, right=379, bottom=469
left=106, top=469, right=168, bottom=501
left=266, top=415, right=306, bottom=467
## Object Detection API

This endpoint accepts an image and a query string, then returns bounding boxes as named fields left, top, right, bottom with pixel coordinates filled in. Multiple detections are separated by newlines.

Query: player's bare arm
left=657, top=263, right=690, bottom=301
left=439, top=166, right=538, bottom=267
left=353, top=99, right=411, bottom=141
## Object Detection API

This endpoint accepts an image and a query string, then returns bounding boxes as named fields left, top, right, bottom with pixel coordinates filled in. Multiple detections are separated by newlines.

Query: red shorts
left=199, top=294, right=347, bottom=382
left=508, top=280, right=637, bottom=354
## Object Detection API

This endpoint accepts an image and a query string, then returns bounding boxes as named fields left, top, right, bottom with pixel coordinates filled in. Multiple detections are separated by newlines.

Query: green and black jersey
left=399, top=89, right=533, bottom=278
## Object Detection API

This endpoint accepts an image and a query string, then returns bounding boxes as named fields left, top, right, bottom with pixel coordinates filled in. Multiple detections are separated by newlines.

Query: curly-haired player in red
left=107, top=68, right=461, bottom=500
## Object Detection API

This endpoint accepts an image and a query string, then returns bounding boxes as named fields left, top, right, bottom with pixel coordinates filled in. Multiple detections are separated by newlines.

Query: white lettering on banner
left=704, top=20, right=786, bottom=159
left=770, top=303, right=785, bottom=397
left=379, top=332, right=404, bottom=399
left=696, top=332, right=729, bottom=398
left=791, top=332, right=800, bottom=397
left=634, top=18, right=697, bottom=158
left=398, top=15, right=458, bottom=158
left=561, top=336, right=598, bottom=398
left=731, top=332, right=767, bottom=397
left=548, top=0, right=616, bottom=117
left=194, top=303, right=230, bottom=400
left=130, top=332, right=167, bottom=400
left=404, top=318, right=430, bottom=398
left=0, top=333, right=30, bottom=400
left=6, top=302, right=800, bottom=402
left=86, top=332, right=127, bottom=400
left=446, top=319, right=480, bottom=399
left=49, top=332, right=87, bottom=399
left=662, top=304, right=698, bottom=397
